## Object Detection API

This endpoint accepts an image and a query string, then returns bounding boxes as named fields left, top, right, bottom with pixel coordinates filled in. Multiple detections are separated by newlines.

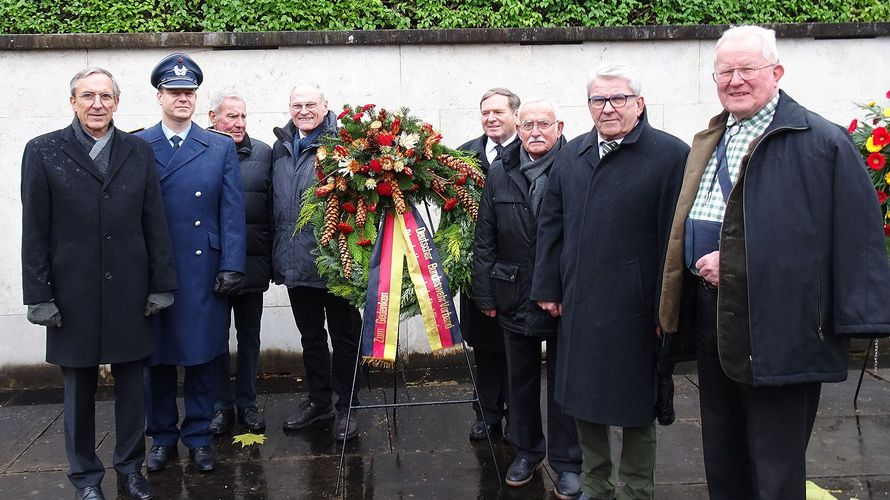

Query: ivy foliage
left=2, top=0, right=888, bottom=33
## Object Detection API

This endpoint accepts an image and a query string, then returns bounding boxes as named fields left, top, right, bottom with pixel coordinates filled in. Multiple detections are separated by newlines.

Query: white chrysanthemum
left=394, top=160, right=405, bottom=172
left=365, top=178, right=377, bottom=190
left=398, top=132, right=420, bottom=150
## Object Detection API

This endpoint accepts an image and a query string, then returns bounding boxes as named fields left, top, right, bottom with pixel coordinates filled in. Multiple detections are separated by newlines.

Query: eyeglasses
left=587, top=94, right=636, bottom=109
left=520, top=120, right=556, bottom=132
left=712, top=64, right=776, bottom=83
left=76, top=92, right=116, bottom=105
left=290, top=102, right=318, bottom=111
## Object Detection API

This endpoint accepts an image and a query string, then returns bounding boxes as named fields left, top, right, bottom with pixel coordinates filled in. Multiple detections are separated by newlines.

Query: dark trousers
left=61, top=360, right=145, bottom=488
left=215, top=292, right=264, bottom=411
left=472, top=347, right=509, bottom=427
left=696, top=284, right=821, bottom=500
left=287, top=286, right=362, bottom=411
left=145, top=359, right=216, bottom=449
left=504, top=330, right=582, bottom=473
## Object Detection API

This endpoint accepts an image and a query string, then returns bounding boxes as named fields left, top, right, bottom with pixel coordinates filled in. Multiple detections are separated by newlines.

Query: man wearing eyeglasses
left=459, top=88, right=520, bottom=444
left=271, top=82, right=362, bottom=442
left=531, top=64, right=688, bottom=500
left=22, top=67, right=177, bottom=500
left=658, top=26, right=890, bottom=500
left=474, top=99, right=582, bottom=498
left=137, top=53, right=246, bottom=474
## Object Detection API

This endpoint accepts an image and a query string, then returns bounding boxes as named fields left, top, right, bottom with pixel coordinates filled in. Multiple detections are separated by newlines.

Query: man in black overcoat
left=206, top=90, right=273, bottom=435
left=21, top=67, right=177, bottom=500
left=531, top=64, right=688, bottom=500
left=458, top=88, right=520, bottom=441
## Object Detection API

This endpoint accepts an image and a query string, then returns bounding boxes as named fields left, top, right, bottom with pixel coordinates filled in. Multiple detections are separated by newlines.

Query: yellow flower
left=867, top=137, right=884, bottom=153
left=884, top=107, right=890, bottom=118
left=884, top=171, right=890, bottom=184
left=370, top=121, right=382, bottom=130
left=867, top=101, right=877, bottom=107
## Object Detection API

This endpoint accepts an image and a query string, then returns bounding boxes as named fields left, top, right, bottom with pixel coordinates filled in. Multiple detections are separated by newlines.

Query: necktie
left=171, top=135, right=182, bottom=151
left=600, top=140, right=618, bottom=157
left=494, top=143, right=504, bottom=160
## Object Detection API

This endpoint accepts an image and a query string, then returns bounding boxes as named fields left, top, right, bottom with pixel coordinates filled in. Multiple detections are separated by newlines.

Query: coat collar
left=577, top=108, right=650, bottom=169
left=144, top=122, right=212, bottom=180
left=273, top=111, right=337, bottom=158
left=60, top=125, right=132, bottom=186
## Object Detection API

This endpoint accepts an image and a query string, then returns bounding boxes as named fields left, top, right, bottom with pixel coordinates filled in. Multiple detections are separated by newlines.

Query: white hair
left=518, top=98, right=560, bottom=122
left=587, top=62, right=641, bottom=96
left=289, top=82, right=326, bottom=103
left=715, top=25, right=780, bottom=64
left=208, top=89, right=244, bottom=114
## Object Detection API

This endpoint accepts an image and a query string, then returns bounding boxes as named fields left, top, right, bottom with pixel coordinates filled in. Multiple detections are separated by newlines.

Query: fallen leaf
left=232, top=433, right=267, bottom=448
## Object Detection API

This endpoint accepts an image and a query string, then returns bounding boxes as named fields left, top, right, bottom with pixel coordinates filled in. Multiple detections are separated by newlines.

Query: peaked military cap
left=150, top=53, right=203, bottom=90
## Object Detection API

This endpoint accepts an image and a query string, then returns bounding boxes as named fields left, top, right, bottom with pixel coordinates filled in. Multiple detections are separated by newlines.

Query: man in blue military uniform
left=137, top=53, right=246, bottom=473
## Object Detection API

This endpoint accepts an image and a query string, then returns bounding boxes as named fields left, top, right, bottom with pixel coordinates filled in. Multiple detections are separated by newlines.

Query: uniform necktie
left=600, top=140, right=618, bottom=157
left=171, top=135, right=182, bottom=151
left=494, top=143, right=504, bottom=160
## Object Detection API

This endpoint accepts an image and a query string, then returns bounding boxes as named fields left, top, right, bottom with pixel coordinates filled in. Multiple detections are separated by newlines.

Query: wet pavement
left=0, top=363, right=889, bottom=499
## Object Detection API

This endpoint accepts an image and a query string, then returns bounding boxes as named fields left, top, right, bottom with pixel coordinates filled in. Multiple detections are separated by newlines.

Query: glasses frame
left=76, top=92, right=117, bottom=105
left=587, top=94, right=636, bottom=110
left=290, top=102, right=319, bottom=112
left=520, top=120, right=556, bottom=132
left=711, top=64, right=776, bottom=83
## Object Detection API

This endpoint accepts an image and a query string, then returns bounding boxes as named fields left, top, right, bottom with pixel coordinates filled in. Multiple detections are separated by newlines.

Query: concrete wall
left=2, top=26, right=889, bottom=372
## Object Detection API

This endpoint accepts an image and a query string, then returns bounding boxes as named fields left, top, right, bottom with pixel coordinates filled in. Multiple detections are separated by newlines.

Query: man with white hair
left=206, top=90, right=273, bottom=436
left=474, top=99, right=582, bottom=499
left=532, top=65, right=688, bottom=500
left=659, top=26, right=890, bottom=499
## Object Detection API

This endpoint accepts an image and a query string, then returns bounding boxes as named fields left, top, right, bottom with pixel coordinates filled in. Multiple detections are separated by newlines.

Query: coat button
left=195, top=250, right=203, bottom=256
left=104, top=233, right=111, bottom=240
left=195, top=191, right=202, bottom=197
left=194, top=220, right=201, bottom=227
left=104, top=272, right=112, bottom=280
left=102, top=192, right=109, bottom=199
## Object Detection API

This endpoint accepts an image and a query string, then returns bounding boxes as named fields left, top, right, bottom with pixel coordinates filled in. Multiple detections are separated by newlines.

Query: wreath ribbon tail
left=361, top=210, right=401, bottom=365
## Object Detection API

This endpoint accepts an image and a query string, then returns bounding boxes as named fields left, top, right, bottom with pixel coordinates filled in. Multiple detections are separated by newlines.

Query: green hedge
left=2, top=0, right=888, bottom=34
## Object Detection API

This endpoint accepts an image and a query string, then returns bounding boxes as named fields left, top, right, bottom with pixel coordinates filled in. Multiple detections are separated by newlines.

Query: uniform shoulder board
left=128, top=127, right=145, bottom=133
left=207, top=128, right=233, bottom=139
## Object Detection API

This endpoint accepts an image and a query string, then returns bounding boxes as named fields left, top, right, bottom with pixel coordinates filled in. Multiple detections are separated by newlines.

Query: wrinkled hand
left=27, top=302, right=62, bottom=328
left=537, top=301, right=562, bottom=317
left=213, top=271, right=243, bottom=296
left=481, top=309, right=497, bottom=318
left=695, top=250, right=720, bottom=287
left=144, top=292, right=174, bottom=316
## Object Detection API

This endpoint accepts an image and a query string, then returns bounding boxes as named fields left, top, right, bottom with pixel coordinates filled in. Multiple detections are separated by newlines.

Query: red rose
left=376, top=183, right=393, bottom=196
left=337, top=108, right=351, bottom=120
left=867, top=152, right=886, bottom=170
left=353, top=113, right=364, bottom=121
left=342, top=202, right=357, bottom=213
left=873, top=127, right=890, bottom=147
left=443, top=198, right=458, bottom=211
left=877, top=190, right=888, bottom=205
left=370, top=159, right=383, bottom=174
left=378, top=134, right=395, bottom=146
left=361, top=104, right=376, bottom=111
left=337, top=222, right=354, bottom=234
left=357, top=238, right=373, bottom=247
left=847, top=119, right=858, bottom=134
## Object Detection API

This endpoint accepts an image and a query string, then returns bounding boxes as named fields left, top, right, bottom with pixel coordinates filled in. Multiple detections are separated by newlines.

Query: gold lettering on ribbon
left=375, top=292, right=389, bottom=325
left=415, top=227, right=434, bottom=261
left=427, top=262, right=454, bottom=329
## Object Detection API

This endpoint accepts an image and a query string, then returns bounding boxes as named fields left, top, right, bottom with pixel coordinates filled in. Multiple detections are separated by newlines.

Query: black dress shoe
left=74, top=485, right=105, bottom=500
left=469, top=420, right=502, bottom=440
left=283, top=399, right=334, bottom=430
left=189, top=445, right=217, bottom=472
left=146, top=445, right=178, bottom=472
left=208, top=408, right=235, bottom=435
left=238, top=406, right=266, bottom=433
left=554, top=471, right=581, bottom=499
left=505, top=456, right=542, bottom=487
left=117, top=471, right=154, bottom=500
left=332, top=412, right=358, bottom=442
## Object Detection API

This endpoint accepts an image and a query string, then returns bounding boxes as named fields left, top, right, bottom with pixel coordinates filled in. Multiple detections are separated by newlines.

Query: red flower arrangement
left=850, top=92, right=890, bottom=251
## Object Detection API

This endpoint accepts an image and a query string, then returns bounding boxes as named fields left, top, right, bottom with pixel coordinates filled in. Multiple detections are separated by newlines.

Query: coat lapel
left=143, top=123, right=173, bottom=171
left=60, top=126, right=104, bottom=182
left=160, top=124, right=210, bottom=181
left=103, top=129, right=131, bottom=186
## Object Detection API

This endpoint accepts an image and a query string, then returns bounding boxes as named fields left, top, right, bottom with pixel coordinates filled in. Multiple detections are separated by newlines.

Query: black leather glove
left=213, top=271, right=243, bottom=296
left=144, top=292, right=175, bottom=316
left=27, top=302, right=62, bottom=328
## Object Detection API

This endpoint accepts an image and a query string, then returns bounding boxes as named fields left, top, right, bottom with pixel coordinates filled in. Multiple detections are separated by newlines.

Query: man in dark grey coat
left=458, top=87, right=520, bottom=442
left=474, top=99, right=582, bottom=499
left=206, top=90, right=273, bottom=435
left=21, top=67, right=177, bottom=500
left=532, top=64, right=688, bottom=500
left=272, top=82, right=362, bottom=442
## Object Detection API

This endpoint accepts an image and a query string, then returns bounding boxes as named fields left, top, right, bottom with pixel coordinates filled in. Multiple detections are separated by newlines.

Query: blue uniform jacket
left=137, top=123, right=246, bottom=366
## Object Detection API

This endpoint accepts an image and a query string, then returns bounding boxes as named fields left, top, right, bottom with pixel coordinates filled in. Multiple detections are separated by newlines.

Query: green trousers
left=574, top=419, right=656, bottom=500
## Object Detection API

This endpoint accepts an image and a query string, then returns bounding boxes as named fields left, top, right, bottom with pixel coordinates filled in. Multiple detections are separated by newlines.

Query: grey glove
left=144, top=292, right=175, bottom=316
left=27, top=302, right=62, bottom=328
left=213, top=271, right=243, bottom=296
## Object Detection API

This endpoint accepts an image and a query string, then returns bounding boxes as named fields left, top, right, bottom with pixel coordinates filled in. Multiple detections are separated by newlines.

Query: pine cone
left=437, top=154, right=485, bottom=188
left=320, top=194, right=340, bottom=246
left=455, top=185, right=478, bottom=220
left=391, top=180, right=407, bottom=214
left=430, top=177, right=447, bottom=194
left=338, top=233, right=352, bottom=279
left=356, top=198, right=368, bottom=228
